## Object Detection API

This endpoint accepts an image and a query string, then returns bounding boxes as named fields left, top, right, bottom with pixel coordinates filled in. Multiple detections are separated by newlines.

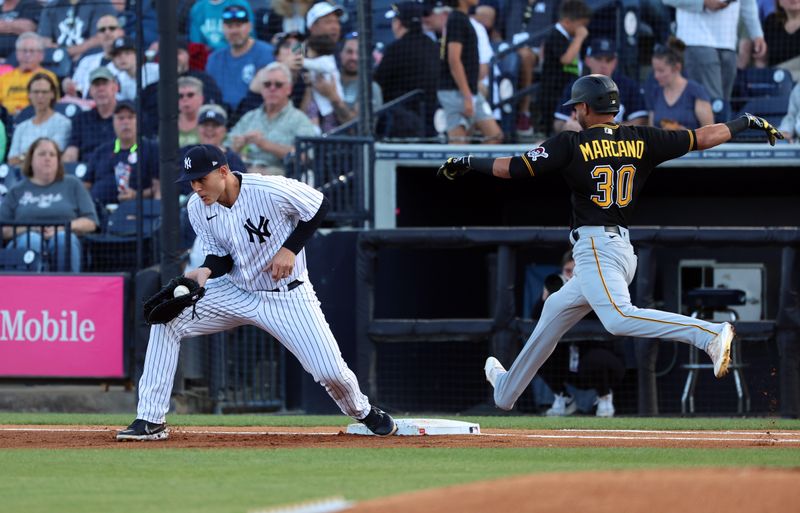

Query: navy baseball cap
left=385, top=2, right=424, bottom=27
left=176, top=144, right=228, bottom=182
left=222, top=5, right=249, bottom=23
left=586, top=38, right=617, bottom=58
left=114, top=99, right=136, bottom=114
left=111, top=36, right=135, bottom=55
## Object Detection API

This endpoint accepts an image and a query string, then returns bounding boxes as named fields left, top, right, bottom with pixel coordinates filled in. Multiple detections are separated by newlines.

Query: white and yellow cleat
left=484, top=356, right=506, bottom=388
left=706, top=322, right=735, bottom=378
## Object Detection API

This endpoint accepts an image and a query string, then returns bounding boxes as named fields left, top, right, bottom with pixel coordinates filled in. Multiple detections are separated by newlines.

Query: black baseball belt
left=269, top=280, right=303, bottom=292
left=570, top=225, right=621, bottom=242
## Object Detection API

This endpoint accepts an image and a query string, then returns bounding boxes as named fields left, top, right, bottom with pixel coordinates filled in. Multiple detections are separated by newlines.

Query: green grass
left=1, top=412, right=799, bottom=431
left=1, top=448, right=798, bottom=513
left=1, top=413, right=798, bottom=513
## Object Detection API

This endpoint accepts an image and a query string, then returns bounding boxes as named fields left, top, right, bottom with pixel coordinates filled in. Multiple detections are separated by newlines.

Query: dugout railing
left=356, top=227, right=800, bottom=414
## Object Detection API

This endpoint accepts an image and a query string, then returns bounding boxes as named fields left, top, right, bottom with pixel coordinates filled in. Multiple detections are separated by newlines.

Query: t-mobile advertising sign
left=0, top=275, right=124, bottom=377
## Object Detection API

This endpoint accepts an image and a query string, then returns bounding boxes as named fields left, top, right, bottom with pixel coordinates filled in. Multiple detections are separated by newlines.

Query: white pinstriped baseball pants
left=136, top=274, right=371, bottom=423
left=492, top=228, right=725, bottom=410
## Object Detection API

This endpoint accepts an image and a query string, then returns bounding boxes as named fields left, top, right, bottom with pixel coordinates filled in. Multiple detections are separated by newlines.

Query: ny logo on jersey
left=244, top=216, right=271, bottom=244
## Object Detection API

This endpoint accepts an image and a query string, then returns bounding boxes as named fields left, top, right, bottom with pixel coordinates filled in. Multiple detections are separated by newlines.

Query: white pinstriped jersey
left=187, top=173, right=323, bottom=292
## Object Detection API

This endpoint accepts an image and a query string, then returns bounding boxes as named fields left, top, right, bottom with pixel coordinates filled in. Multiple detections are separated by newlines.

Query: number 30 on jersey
left=590, top=164, right=637, bottom=208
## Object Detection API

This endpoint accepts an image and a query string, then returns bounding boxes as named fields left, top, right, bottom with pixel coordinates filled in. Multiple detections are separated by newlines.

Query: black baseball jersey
left=517, top=123, right=696, bottom=228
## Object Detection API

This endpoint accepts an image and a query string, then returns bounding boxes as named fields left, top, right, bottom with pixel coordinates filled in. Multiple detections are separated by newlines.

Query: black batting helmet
left=562, top=74, right=620, bottom=114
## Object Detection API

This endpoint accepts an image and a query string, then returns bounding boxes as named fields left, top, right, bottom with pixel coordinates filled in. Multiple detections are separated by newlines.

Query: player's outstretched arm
left=437, top=156, right=518, bottom=180
left=695, top=113, right=784, bottom=150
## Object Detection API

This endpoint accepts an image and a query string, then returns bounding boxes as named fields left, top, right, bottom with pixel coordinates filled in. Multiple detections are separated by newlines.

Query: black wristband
left=282, top=196, right=329, bottom=254
left=470, top=157, right=495, bottom=175
left=725, top=116, right=749, bottom=137
left=202, top=254, right=234, bottom=278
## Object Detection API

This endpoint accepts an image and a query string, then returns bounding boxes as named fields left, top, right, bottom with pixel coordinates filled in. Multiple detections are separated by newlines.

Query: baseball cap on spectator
left=222, top=5, right=249, bottom=23
left=586, top=38, right=617, bottom=58
left=198, top=104, right=228, bottom=126
left=111, top=36, right=135, bottom=55
left=176, top=144, right=228, bottom=182
left=423, top=0, right=449, bottom=14
left=306, top=2, right=344, bottom=28
left=385, top=2, right=424, bottom=27
left=114, top=99, right=136, bottom=114
left=89, top=66, right=115, bottom=83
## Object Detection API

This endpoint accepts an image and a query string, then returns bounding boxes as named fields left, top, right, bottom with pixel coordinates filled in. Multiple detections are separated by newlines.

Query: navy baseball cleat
left=359, top=406, right=398, bottom=436
left=116, top=419, right=169, bottom=441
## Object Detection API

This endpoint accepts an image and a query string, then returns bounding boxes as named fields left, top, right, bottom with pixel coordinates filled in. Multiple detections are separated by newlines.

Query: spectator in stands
left=0, top=137, right=98, bottom=272
left=664, top=0, right=765, bottom=118
left=177, top=37, right=222, bottom=105
left=779, top=82, right=800, bottom=142
left=205, top=4, right=274, bottom=113
left=648, top=37, right=714, bottom=130
left=0, top=0, right=41, bottom=60
left=469, top=8, right=498, bottom=124
left=540, top=0, right=591, bottom=135
left=332, top=32, right=383, bottom=124
left=178, top=77, right=204, bottom=147
left=306, top=2, right=343, bottom=42
left=37, top=0, right=115, bottom=61
left=739, top=0, right=800, bottom=73
left=273, top=31, right=307, bottom=108
left=111, top=36, right=159, bottom=101
left=84, top=100, right=159, bottom=207
left=194, top=104, right=247, bottom=172
left=422, top=0, right=448, bottom=41
left=229, top=62, right=316, bottom=175
left=262, top=0, right=317, bottom=40
left=374, top=1, right=440, bottom=138
left=63, top=66, right=117, bottom=163
left=531, top=251, right=625, bottom=417
left=438, top=0, right=503, bottom=143
left=554, top=38, right=647, bottom=133
left=189, top=0, right=255, bottom=51
left=7, top=73, right=70, bottom=165
left=62, top=14, right=122, bottom=99
left=301, top=33, right=343, bottom=132
left=0, top=32, right=59, bottom=115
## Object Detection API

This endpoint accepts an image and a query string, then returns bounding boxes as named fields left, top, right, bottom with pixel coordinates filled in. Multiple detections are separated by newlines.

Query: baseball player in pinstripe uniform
left=117, top=144, right=397, bottom=440
left=438, top=74, right=783, bottom=411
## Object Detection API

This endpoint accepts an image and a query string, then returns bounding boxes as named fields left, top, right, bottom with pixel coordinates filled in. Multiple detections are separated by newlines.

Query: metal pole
left=157, top=0, right=182, bottom=282
left=356, top=0, right=373, bottom=136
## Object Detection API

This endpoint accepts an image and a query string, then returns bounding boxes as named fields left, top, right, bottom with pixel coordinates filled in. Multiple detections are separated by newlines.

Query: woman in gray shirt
left=1, top=137, right=97, bottom=272
left=7, top=73, right=72, bottom=165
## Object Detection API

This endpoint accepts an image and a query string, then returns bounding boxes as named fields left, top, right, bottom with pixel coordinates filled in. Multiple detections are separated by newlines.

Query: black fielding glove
left=437, top=156, right=472, bottom=180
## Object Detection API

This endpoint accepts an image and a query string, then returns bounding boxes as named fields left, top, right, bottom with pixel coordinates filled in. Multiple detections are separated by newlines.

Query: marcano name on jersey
left=579, top=139, right=644, bottom=162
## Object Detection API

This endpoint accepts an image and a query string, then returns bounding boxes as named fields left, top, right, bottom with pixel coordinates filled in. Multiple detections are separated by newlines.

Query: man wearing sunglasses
left=64, top=14, right=122, bottom=98
left=229, top=61, right=316, bottom=175
left=189, top=0, right=254, bottom=51
left=37, top=0, right=115, bottom=61
left=205, top=4, right=274, bottom=113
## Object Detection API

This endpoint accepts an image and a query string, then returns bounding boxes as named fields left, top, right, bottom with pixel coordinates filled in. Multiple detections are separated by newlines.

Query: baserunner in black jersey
left=438, top=74, right=783, bottom=411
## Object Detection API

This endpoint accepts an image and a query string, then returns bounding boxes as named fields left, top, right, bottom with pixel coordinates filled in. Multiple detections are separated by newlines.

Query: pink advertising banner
left=0, top=275, right=124, bottom=377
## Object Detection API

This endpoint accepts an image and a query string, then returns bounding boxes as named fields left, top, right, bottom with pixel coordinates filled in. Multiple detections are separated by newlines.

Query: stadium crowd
left=0, top=0, right=798, bottom=273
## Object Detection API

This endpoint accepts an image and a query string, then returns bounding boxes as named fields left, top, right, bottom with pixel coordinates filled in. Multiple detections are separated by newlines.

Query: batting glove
left=743, top=113, right=784, bottom=146
left=437, top=156, right=472, bottom=180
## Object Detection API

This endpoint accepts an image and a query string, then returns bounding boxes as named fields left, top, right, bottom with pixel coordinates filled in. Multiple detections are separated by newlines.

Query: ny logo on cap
left=212, top=161, right=218, bottom=166
left=184, top=157, right=192, bottom=169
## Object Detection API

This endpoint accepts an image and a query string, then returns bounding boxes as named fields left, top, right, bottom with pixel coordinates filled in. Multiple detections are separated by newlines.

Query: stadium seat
left=42, top=47, right=73, bottom=79
left=64, top=162, right=89, bottom=180
left=0, top=164, right=21, bottom=195
left=0, top=246, right=40, bottom=272
left=13, top=105, right=34, bottom=126
left=55, top=102, right=82, bottom=119
left=84, top=199, right=161, bottom=272
left=732, top=68, right=794, bottom=136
